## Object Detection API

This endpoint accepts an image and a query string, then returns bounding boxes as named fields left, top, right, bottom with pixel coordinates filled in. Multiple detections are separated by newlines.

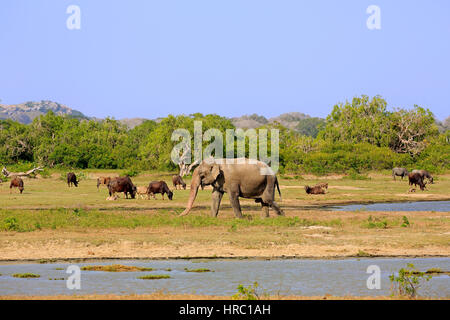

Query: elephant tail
left=275, top=177, right=282, bottom=202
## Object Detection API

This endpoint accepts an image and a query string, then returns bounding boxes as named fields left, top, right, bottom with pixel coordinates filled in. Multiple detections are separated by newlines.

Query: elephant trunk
left=180, top=171, right=201, bottom=216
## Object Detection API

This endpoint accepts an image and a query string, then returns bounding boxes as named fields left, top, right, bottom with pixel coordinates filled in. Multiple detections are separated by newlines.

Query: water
left=0, top=257, right=448, bottom=297
left=330, top=201, right=450, bottom=212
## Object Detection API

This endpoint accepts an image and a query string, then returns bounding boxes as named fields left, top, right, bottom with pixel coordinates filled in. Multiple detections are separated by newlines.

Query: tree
left=389, top=106, right=439, bottom=155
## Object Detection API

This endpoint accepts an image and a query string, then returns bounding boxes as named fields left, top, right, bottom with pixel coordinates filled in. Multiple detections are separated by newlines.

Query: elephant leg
left=211, top=189, right=224, bottom=217
left=269, top=201, right=284, bottom=216
left=228, top=191, right=243, bottom=219
left=261, top=202, right=269, bottom=218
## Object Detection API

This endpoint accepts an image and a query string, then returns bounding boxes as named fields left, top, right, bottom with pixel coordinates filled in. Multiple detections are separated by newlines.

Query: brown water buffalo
left=10, top=176, right=24, bottom=194
left=67, top=172, right=78, bottom=187
left=408, top=172, right=426, bottom=191
left=97, top=176, right=111, bottom=189
left=315, top=182, right=328, bottom=189
left=108, top=176, right=137, bottom=199
left=148, top=181, right=173, bottom=200
left=172, top=175, right=186, bottom=190
left=305, top=185, right=326, bottom=194
left=412, top=169, right=434, bottom=184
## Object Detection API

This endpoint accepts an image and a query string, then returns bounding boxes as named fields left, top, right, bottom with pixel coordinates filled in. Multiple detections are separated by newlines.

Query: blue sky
left=0, top=1, right=449, bottom=120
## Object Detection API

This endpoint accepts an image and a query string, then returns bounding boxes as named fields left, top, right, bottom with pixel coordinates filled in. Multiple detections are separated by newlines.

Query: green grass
left=137, top=274, right=170, bottom=280
left=12, top=273, right=40, bottom=278
left=0, top=209, right=335, bottom=232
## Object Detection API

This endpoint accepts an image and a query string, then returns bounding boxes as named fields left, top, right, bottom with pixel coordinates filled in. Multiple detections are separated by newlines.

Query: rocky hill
left=231, top=112, right=314, bottom=129
left=0, top=100, right=88, bottom=124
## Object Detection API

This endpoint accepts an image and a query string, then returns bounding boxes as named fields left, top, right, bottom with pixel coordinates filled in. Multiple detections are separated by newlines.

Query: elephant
left=392, top=167, right=408, bottom=180
left=180, top=158, right=283, bottom=218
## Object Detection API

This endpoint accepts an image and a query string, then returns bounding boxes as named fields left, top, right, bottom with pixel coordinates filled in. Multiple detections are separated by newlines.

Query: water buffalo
left=408, top=172, right=426, bottom=191
left=10, top=176, right=24, bottom=194
left=108, top=176, right=137, bottom=199
left=392, top=168, right=408, bottom=180
left=412, top=170, right=433, bottom=184
left=315, top=182, right=328, bottom=189
left=136, top=186, right=149, bottom=199
left=148, top=181, right=173, bottom=200
left=172, top=174, right=186, bottom=190
left=67, top=172, right=78, bottom=187
left=304, top=185, right=326, bottom=194
left=97, top=176, right=111, bottom=189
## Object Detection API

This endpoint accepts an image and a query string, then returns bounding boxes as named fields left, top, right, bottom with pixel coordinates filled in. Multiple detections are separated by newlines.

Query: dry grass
left=0, top=171, right=449, bottom=260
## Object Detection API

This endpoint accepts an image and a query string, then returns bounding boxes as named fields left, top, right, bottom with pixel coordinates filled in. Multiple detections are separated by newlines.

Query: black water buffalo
left=412, top=169, right=433, bottom=184
left=408, top=172, right=426, bottom=191
left=172, top=174, right=186, bottom=190
left=10, top=176, right=24, bottom=194
left=148, top=181, right=173, bottom=200
left=67, top=172, right=78, bottom=187
left=108, top=176, right=137, bottom=199
left=392, top=168, right=408, bottom=180
left=304, top=185, right=326, bottom=194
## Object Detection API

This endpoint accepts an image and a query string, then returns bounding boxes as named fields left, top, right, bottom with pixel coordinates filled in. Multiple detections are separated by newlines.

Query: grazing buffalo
left=172, top=175, right=186, bottom=190
left=304, top=185, right=326, bottom=194
left=10, top=176, right=24, bottom=194
left=315, top=182, right=328, bottom=189
left=108, top=176, right=137, bottom=199
left=97, top=176, right=111, bottom=189
left=392, top=168, right=409, bottom=180
left=136, top=186, right=149, bottom=199
left=67, top=172, right=78, bottom=187
left=148, top=181, right=173, bottom=200
left=408, top=172, right=426, bottom=191
left=412, top=170, right=434, bottom=184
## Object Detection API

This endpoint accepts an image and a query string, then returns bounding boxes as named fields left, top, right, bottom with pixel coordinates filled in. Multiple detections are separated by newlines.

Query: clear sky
left=0, top=1, right=449, bottom=120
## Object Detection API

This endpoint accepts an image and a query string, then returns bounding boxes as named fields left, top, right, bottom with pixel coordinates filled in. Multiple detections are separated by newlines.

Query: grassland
left=0, top=170, right=449, bottom=261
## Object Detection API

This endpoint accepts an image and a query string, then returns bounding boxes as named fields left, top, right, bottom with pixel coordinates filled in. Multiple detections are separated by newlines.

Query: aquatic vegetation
left=81, top=264, right=154, bottom=272
left=12, top=273, right=40, bottom=278
left=232, top=282, right=262, bottom=300
left=390, top=263, right=432, bottom=298
left=184, top=268, right=213, bottom=273
left=138, top=274, right=170, bottom=280
left=48, top=277, right=65, bottom=280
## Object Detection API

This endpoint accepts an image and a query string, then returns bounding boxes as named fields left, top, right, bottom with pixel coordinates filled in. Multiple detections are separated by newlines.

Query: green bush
left=390, top=263, right=432, bottom=298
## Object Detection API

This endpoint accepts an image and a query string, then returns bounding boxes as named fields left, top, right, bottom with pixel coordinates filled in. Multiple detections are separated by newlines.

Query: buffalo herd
left=392, top=168, right=434, bottom=192
left=2, top=166, right=436, bottom=198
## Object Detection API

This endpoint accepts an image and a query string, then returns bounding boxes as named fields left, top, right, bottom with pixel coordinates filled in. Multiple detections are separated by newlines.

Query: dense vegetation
left=0, top=95, right=448, bottom=174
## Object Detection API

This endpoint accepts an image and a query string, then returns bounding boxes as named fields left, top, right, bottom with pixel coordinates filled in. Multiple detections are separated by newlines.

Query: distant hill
left=2, top=100, right=447, bottom=135
left=0, top=100, right=88, bottom=124
left=231, top=112, right=324, bottom=136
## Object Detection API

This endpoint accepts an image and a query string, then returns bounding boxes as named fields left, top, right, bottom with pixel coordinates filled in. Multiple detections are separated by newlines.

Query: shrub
left=232, top=282, right=261, bottom=300
left=389, top=263, right=432, bottom=298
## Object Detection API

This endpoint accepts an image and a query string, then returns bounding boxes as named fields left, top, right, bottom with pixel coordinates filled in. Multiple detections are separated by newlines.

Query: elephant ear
left=210, top=164, right=221, bottom=181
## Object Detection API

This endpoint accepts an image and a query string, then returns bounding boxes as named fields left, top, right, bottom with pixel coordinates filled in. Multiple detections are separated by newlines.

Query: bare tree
left=390, top=107, right=437, bottom=156
left=2, top=166, right=44, bottom=178
left=177, top=141, right=199, bottom=177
